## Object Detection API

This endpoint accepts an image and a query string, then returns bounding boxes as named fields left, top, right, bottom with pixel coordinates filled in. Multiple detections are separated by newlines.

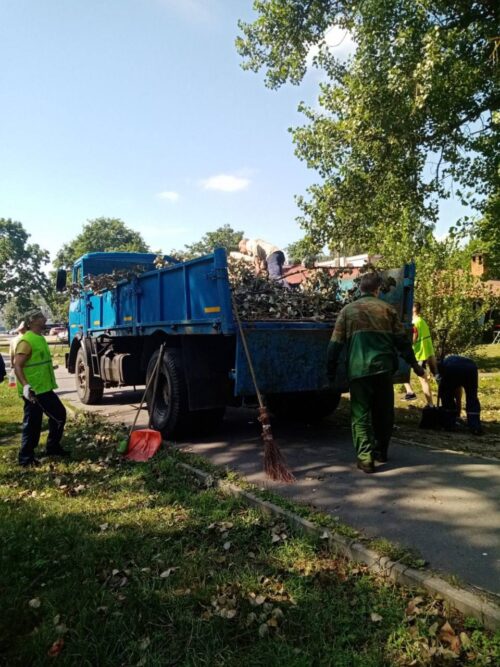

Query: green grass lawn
left=0, top=382, right=24, bottom=441
left=1, top=412, right=498, bottom=665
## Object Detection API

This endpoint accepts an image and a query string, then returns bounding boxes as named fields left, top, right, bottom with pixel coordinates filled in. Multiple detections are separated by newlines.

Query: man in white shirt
left=238, top=238, right=287, bottom=281
left=9, top=321, right=27, bottom=367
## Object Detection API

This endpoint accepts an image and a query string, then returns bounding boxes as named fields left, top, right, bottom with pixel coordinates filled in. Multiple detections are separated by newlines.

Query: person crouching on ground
left=13, top=309, right=67, bottom=467
left=327, top=273, right=424, bottom=473
left=438, top=355, right=482, bottom=436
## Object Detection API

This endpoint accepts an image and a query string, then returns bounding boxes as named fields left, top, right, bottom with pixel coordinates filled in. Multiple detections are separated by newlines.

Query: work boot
left=19, top=458, right=42, bottom=468
left=403, top=392, right=417, bottom=401
left=356, top=459, right=375, bottom=474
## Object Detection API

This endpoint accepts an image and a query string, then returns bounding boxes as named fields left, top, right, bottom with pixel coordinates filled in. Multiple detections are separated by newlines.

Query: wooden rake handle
left=129, top=343, right=165, bottom=436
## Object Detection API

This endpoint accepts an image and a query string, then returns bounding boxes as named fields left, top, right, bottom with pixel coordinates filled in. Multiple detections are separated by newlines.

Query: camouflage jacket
left=327, top=295, right=417, bottom=381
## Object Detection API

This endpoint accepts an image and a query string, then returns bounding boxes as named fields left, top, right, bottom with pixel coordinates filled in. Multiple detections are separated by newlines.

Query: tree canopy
left=0, top=218, right=49, bottom=313
left=413, top=236, right=496, bottom=354
left=54, top=217, right=150, bottom=269
left=173, top=224, right=244, bottom=260
left=237, top=1, right=499, bottom=261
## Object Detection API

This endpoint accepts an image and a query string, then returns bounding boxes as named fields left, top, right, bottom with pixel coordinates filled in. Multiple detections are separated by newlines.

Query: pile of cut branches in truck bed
left=66, top=255, right=394, bottom=322
left=228, top=257, right=358, bottom=321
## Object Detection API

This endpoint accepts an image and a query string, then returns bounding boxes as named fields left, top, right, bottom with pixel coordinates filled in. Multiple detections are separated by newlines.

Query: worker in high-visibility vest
left=13, top=309, right=67, bottom=467
left=403, top=302, right=438, bottom=404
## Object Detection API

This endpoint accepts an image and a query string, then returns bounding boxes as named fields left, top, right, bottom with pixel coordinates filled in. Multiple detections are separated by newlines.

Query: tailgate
left=234, top=322, right=335, bottom=396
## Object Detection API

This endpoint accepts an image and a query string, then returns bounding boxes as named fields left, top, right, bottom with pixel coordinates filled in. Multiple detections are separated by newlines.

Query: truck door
left=68, top=262, right=84, bottom=341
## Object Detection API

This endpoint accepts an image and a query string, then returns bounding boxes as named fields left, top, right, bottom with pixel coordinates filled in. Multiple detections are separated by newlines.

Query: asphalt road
left=35, top=365, right=500, bottom=596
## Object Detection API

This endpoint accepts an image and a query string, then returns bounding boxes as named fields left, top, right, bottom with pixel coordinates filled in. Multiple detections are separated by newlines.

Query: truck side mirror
left=56, top=269, right=67, bottom=292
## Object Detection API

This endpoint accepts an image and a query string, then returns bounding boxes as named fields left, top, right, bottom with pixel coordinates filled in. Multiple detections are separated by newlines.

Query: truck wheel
left=267, top=389, right=341, bottom=423
left=146, top=348, right=189, bottom=439
left=75, top=348, right=104, bottom=405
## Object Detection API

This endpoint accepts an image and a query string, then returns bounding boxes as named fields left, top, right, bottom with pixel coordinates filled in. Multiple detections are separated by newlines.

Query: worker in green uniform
left=327, top=273, right=423, bottom=473
left=13, top=309, right=67, bottom=467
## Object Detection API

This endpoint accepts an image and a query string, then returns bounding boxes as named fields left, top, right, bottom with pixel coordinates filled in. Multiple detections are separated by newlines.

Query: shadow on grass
left=472, top=352, right=500, bottom=373
left=0, top=448, right=423, bottom=667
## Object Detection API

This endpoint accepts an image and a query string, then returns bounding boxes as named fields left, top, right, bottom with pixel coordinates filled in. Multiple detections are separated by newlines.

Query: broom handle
left=231, top=294, right=265, bottom=409
left=148, top=343, right=165, bottom=429
left=129, top=345, right=164, bottom=436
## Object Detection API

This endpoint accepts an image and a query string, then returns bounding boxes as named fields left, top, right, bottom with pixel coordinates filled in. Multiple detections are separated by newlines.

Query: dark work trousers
left=19, top=391, right=66, bottom=464
left=349, top=372, right=394, bottom=463
left=266, top=251, right=285, bottom=279
left=439, top=363, right=481, bottom=430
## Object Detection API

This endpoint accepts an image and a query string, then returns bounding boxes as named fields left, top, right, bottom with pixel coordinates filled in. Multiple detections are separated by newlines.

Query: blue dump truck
left=57, top=248, right=415, bottom=437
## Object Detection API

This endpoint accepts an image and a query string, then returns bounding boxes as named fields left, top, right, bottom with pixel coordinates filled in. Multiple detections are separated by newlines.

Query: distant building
left=283, top=252, right=376, bottom=285
left=471, top=253, right=500, bottom=297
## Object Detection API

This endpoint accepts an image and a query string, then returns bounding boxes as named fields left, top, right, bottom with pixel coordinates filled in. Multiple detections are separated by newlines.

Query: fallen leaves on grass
left=159, top=567, right=179, bottom=579
left=139, top=637, right=151, bottom=651
left=438, top=621, right=461, bottom=654
left=270, top=521, right=288, bottom=544
left=202, top=584, right=240, bottom=621
left=47, top=638, right=64, bottom=658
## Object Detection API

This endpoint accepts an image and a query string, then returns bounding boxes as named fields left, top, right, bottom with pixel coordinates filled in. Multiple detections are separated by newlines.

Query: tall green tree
left=180, top=224, right=244, bottom=260
left=54, top=217, right=150, bottom=269
left=237, top=1, right=499, bottom=261
left=0, top=218, right=49, bottom=313
left=412, top=237, right=496, bottom=354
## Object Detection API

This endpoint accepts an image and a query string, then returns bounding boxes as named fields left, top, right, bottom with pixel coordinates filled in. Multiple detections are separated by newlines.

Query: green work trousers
left=349, top=372, right=394, bottom=463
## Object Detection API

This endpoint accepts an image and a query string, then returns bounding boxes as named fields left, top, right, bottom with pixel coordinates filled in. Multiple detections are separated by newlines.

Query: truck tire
left=146, top=348, right=190, bottom=439
left=267, top=389, right=341, bottom=423
left=75, top=348, right=104, bottom=405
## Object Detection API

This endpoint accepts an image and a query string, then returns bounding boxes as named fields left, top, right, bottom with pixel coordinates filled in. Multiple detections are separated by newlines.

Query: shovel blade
left=124, top=429, right=163, bottom=461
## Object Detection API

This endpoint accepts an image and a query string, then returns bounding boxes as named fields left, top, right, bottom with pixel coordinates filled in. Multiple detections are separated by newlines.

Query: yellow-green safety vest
left=16, top=331, right=57, bottom=396
left=412, top=315, right=435, bottom=362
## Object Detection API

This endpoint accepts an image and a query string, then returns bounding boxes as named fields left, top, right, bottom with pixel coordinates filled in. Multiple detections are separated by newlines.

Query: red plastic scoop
left=121, top=343, right=165, bottom=462
left=125, top=429, right=162, bottom=461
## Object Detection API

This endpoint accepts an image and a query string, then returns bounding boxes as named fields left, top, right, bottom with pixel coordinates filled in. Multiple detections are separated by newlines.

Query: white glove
left=22, top=384, right=35, bottom=401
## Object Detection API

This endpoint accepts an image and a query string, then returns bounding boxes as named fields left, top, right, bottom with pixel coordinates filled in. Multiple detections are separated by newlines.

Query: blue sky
left=1, top=0, right=468, bottom=263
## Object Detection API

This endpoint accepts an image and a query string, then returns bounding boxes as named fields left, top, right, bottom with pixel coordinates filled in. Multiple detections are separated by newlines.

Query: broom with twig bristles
left=231, top=294, right=295, bottom=483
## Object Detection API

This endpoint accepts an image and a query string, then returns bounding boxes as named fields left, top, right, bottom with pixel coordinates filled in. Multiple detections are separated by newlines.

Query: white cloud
left=201, top=174, right=251, bottom=193
left=157, top=190, right=180, bottom=202
left=156, top=0, right=211, bottom=23
left=307, top=25, right=357, bottom=67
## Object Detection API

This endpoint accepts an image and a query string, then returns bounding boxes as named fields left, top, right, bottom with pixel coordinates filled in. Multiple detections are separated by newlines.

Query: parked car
left=49, top=326, right=67, bottom=336
left=57, top=330, right=69, bottom=343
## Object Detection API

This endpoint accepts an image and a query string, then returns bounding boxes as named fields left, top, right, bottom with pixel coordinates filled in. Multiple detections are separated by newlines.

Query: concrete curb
left=393, top=437, right=500, bottom=463
left=177, top=461, right=500, bottom=632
